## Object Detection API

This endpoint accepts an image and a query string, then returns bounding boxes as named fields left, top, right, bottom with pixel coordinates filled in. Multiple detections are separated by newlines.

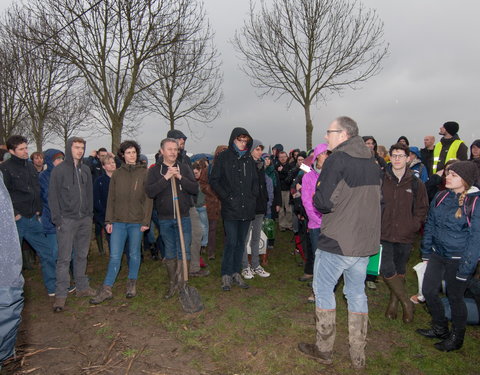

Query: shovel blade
left=179, top=284, right=204, bottom=313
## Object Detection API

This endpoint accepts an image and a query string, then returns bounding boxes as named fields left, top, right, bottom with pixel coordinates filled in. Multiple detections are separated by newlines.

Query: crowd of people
left=1, top=118, right=480, bottom=369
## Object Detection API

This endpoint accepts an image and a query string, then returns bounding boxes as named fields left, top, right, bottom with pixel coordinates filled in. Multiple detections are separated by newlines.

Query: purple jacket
left=301, top=144, right=328, bottom=229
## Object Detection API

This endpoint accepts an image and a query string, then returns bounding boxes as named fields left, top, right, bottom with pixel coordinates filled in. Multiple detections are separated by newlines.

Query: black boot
left=416, top=321, right=450, bottom=340
left=434, top=327, right=465, bottom=352
left=95, top=234, right=105, bottom=255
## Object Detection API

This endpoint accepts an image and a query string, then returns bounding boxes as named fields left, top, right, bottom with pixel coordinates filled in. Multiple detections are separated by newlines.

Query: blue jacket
left=93, top=174, right=110, bottom=224
left=39, top=149, right=64, bottom=234
left=421, top=187, right=480, bottom=280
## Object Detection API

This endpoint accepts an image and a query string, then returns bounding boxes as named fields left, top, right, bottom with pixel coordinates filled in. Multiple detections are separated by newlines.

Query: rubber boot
left=298, top=308, right=336, bottom=364
left=416, top=320, right=450, bottom=340
left=89, top=285, right=113, bottom=305
left=126, top=279, right=136, bottom=298
left=434, top=326, right=466, bottom=352
left=164, top=259, right=178, bottom=299
left=95, top=234, right=105, bottom=255
left=384, top=289, right=399, bottom=320
left=383, top=275, right=414, bottom=323
left=348, top=312, right=368, bottom=369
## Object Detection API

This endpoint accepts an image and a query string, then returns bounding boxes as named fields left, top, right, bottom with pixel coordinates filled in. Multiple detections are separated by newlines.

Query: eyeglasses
left=390, top=154, right=407, bottom=160
left=326, top=129, right=343, bottom=135
left=236, top=137, right=249, bottom=144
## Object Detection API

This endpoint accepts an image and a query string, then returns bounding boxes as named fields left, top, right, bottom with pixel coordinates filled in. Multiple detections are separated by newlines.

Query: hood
left=43, top=148, right=64, bottom=171
left=65, top=137, right=86, bottom=166
left=334, top=136, right=373, bottom=159
left=470, top=139, right=480, bottom=159
left=228, top=127, right=253, bottom=154
left=312, top=143, right=329, bottom=161
left=467, top=186, right=480, bottom=195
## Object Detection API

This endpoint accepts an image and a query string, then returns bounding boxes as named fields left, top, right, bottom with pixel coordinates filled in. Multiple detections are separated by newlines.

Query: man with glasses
left=381, top=143, right=428, bottom=324
left=298, top=117, right=381, bottom=369
left=210, top=128, right=258, bottom=291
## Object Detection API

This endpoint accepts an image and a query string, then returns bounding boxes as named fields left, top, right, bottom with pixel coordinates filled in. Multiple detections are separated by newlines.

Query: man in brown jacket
left=381, top=142, right=429, bottom=323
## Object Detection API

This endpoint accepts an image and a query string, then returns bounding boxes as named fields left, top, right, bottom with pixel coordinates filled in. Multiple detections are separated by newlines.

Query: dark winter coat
left=145, top=156, right=198, bottom=220
left=421, top=187, right=480, bottom=281
left=381, top=166, right=428, bottom=244
left=314, top=136, right=382, bottom=257
left=93, top=174, right=110, bottom=224
left=0, top=154, right=42, bottom=218
left=48, top=138, right=93, bottom=225
left=209, top=127, right=259, bottom=221
left=254, top=159, right=268, bottom=215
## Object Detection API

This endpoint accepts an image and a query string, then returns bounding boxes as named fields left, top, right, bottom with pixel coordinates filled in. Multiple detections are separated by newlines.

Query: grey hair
left=160, top=137, right=179, bottom=149
left=336, top=116, right=358, bottom=138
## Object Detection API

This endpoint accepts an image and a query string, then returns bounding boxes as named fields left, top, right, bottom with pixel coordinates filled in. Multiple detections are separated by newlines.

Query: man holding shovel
left=146, top=138, right=199, bottom=300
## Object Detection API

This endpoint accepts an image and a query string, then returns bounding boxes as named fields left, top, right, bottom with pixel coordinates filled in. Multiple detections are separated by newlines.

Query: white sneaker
left=253, top=265, right=270, bottom=278
left=242, top=267, right=254, bottom=279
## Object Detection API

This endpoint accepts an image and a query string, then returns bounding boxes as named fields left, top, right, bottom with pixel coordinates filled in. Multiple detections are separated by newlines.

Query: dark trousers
left=207, top=219, right=217, bottom=258
left=305, top=227, right=319, bottom=275
left=221, top=219, right=251, bottom=276
left=380, top=241, right=412, bottom=278
left=422, top=253, right=468, bottom=329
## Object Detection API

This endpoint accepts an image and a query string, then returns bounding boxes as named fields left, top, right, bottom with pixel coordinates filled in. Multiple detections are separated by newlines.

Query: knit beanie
left=251, top=139, right=264, bottom=152
left=443, top=121, right=459, bottom=137
left=448, top=161, right=478, bottom=187
left=397, top=136, right=410, bottom=146
left=273, top=144, right=284, bottom=152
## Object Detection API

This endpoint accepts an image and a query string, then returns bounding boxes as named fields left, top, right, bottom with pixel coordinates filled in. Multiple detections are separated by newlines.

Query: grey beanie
left=251, top=139, right=264, bottom=152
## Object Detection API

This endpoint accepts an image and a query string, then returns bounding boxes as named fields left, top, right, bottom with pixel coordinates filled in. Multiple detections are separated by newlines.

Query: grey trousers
left=189, top=207, right=202, bottom=272
left=242, top=214, right=264, bottom=269
left=55, top=216, right=92, bottom=297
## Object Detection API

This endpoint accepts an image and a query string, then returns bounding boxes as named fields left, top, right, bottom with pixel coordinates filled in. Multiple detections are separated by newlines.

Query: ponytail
left=455, top=190, right=468, bottom=219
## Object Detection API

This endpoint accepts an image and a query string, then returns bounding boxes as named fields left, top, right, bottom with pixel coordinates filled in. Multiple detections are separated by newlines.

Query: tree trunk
left=304, top=103, right=313, bottom=150
left=110, top=117, right=123, bottom=152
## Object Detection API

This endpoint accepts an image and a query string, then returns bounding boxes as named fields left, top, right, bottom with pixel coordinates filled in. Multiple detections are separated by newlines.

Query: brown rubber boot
left=384, top=275, right=414, bottom=323
left=348, top=312, right=368, bottom=369
left=53, top=297, right=67, bottom=313
left=384, top=287, right=399, bottom=319
left=298, top=308, right=335, bottom=364
left=164, top=259, right=178, bottom=299
left=126, top=279, right=137, bottom=298
left=89, top=285, right=113, bottom=304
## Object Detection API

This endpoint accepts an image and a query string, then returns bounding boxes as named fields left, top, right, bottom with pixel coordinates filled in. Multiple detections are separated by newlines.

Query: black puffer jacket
left=209, top=127, right=259, bottom=221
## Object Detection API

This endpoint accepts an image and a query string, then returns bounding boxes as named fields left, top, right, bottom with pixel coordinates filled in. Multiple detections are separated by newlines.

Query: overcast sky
left=2, top=0, right=479, bottom=155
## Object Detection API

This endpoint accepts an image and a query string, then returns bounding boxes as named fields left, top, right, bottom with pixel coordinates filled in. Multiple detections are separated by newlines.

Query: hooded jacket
left=209, top=127, right=259, bottom=221
left=145, top=156, right=198, bottom=220
left=314, top=136, right=382, bottom=257
left=39, top=149, right=64, bottom=234
left=105, top=163, right=153, bottom=226
left=48, top=138, right=93, bottom=225
left=421, top=187, right=480, bottom=280
left=0, top=153, right=42, bottom=218
left=301, top=143, right=328, bottom=229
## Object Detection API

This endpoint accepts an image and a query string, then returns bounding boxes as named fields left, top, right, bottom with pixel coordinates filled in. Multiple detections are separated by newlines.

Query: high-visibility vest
left=432, top=139, right=463, bottom=173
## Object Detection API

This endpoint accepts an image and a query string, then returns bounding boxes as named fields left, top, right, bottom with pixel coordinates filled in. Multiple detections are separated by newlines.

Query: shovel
left=171, top=177, right=204, bottom=313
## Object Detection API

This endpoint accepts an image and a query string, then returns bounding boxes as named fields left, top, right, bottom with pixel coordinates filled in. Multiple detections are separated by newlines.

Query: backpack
left=434, top=190, right=478, bottom=227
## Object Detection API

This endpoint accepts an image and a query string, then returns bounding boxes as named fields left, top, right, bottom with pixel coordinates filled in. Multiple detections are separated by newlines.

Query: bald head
left=424, top=135, right=435, bottom=150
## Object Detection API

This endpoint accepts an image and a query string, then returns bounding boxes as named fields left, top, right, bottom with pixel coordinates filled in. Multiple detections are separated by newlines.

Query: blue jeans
left=313, top=249, right=369, bottom=313
left=222, top=219, right=251, bottom=276
left=196, top=206, right=209, bottom=247
left=16, top=216, right=56, bottom=294
left=159, top=218, right=192, bottom=260
left=104, top=222, right=143, bottom=286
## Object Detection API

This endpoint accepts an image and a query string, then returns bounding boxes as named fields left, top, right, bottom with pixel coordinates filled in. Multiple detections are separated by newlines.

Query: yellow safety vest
left=432, top=139, right=463, bottom=173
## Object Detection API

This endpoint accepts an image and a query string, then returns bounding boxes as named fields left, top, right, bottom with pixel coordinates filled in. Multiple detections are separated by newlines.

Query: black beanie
left=443, top=121, right=459, bottom=137
left=397, top=136, right=409, bottom=146
left=448, top=161, right=478, bottom=188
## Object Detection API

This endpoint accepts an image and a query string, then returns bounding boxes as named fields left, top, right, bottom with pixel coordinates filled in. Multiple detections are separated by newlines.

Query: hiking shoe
left=48, top=292, right=55, bottom=297
left=53, top=297, right=66, bottom=313
left=253, top=265, right=270, bottom=278
left=68, top=286, right=76, bottom=294
left=232, top=273, right=249, bottom=289
left=90, top=286, right=113, bottom=305
left=410, top=294, right=425, bottom=304
left=189, top=268, right=210, bottom=277
left=241, top=267, right=254, bottom=279
left=298, top=342, right=333, bottom=365
left=366, top=281, right=377, bottom=290
left=126, top=279, right=137, bottom=298
left=221, top=275, right=232, bottom=291
left=76, top=287, right=97, bottom=297
left=307, top=293, right=315, bottom=303
left=298, top=274, right=313, bottom=282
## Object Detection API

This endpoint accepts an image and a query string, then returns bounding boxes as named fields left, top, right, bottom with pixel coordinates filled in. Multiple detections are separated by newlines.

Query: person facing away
left=49, top=137, right=96, bottom=312
left=298, top=116, right=381, bottom=370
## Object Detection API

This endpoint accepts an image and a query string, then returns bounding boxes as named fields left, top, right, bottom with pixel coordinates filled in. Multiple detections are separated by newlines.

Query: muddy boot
left=232, top=272, right=249, bottom=289
left=95, top=234, right=105, bottom=255
left=90, top=285, right=113, bottom=304
left=53, top=297, right=67, bottom=313
left=126, top=279, right=137, bottom=298
left=384, top=288, right=399, bottom=320
left=434, top=326, right=465, bottom=352
left=348, top=312, right=368, bottom=369
left=383, top=275, right=414, bottom=323
left=416, top=320, right=450, bottom=339
left=298, top=308, right=336, bottom=364
left=164, top=259, right=178, bottom=299
left=221, top=275, right=232, bottom=291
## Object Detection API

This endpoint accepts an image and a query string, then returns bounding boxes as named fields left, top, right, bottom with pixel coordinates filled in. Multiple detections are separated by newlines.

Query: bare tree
left=233, top=0, right=388, bottom=149
left=141, top=0, right=223, bottom=131
left=1, top=6, right=77, bottom=151
left=25, top=0, right=190, bottom=150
